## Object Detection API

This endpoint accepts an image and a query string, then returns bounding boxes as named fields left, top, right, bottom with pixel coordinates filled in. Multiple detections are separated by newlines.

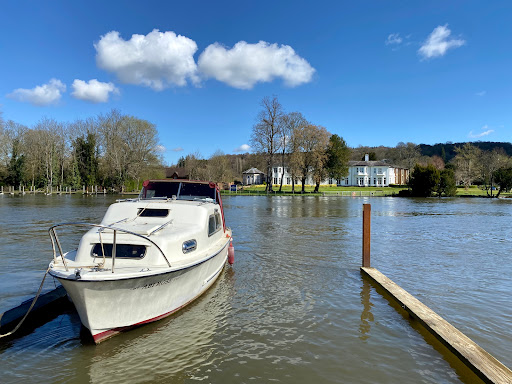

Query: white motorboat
left=48, top=180, right=233, bottom=343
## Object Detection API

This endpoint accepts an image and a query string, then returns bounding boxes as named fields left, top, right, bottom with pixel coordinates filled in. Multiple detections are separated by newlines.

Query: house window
left=346, top=179, right=349, bottom=185
left=378, top=168, right=382, bottom=174
left=374, top=169, right=376, bottom=174
left=278, top=167, right=282, bottom=173
left=384, top=178, right=386, bottom=185
left=378, top=178, right=382, bottom=185
left=374, top=178, right=376, bottom=185
left=356, top=167, right=359, bottom=172
left=329, top=178, right=333, bottom=185
left=287, top=177, right=291, bottom=184
left=274, top=167, right=278, bottom=174
left=273, top=177, right=278, bottom=184
left=285, top=168, right=288, bottom=173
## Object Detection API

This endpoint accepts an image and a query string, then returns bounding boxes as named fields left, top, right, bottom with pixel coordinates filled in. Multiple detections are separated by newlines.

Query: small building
left=242, top=168, right=265, bottom=185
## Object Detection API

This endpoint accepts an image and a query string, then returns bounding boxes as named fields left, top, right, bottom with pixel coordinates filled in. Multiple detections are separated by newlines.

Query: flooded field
left=0, top=194, right=511, bottom=383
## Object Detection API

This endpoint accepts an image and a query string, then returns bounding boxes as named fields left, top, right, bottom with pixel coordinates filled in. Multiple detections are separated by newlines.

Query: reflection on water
left=0, top=194, right=511, bottom=383
left=359, top=278, right=374, bottom=341
left=87, top=268, right=235, bottom=384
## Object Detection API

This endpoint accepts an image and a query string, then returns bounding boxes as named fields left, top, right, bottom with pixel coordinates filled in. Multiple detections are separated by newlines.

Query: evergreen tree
left=437, top=168, right=457, bottom=197
left=7, top=138, right=25, bottom=187
left=74, top=133, right=98, bottom=189
left=326, top=134, right=350, bottom=180
left=409, top=164, right=440, bottom=197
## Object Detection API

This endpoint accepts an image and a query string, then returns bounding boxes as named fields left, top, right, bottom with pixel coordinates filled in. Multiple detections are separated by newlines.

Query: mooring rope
left=0, top=267, right=51, bottom=339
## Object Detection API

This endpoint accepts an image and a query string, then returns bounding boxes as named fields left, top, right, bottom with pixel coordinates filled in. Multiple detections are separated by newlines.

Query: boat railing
left=48, top=222, right=172, bottom=273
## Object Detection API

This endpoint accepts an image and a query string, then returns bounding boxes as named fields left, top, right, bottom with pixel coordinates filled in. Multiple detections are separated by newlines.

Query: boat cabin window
left=91, top=244, right=146, bottom=259
left=141, top=182, right=180, bottom=199
left=140, top=181, right=217, bottom=202
left=137, top=208, right=169, bottom=217
left=178, top=183, right=216, bottom=202
left=208, top=212, right=222, bottom=237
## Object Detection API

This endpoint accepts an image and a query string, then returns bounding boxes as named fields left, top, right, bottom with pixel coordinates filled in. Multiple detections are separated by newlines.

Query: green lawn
left=222, top=184, right=405, bottom=196
left=222, top=184, right=512, bottom=197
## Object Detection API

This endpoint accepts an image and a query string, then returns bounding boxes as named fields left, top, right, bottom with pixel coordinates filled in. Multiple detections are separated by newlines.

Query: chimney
left=364, top=154, right=369, bottom=161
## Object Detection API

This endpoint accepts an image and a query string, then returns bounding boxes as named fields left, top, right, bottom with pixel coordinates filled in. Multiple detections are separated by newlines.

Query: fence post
left=362, top=204, right=371, bottom=267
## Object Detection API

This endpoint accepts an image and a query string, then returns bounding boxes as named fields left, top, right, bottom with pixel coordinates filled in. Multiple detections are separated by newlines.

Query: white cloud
left=418, top=25, right=465, bottom=59
left=198, top=41, right=315, bottom=89
left=155, top=145, right=167, bottom=153
left=171, top=147, right=184, bottom=152
left=71, top=79, right=119, bottom=103
left=385, top=33, right=402, bottom=45
left=7, top=78, right=66, bottom=106
left=469, top=125, right=494, bottom=139
left=475, top=91, right=486, bottom=96
left=95, top=29, right=199, bottom=90
left=234, top=144, right=251, bottom=152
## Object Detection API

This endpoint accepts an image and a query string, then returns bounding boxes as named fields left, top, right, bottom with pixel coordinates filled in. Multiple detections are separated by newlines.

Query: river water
left=0, top=194, right=511, bottom=383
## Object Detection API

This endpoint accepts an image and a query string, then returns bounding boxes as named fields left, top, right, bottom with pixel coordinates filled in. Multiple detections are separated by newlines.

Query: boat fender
left=228, top=239, right=235, bottom=265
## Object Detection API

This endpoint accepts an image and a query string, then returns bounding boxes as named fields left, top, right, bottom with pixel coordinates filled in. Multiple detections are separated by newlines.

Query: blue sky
left=1, top=1, right=511, bottom=165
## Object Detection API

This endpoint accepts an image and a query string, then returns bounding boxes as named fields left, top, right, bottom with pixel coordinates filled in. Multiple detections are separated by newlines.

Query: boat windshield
left=140, top=181, right=217, bottom=203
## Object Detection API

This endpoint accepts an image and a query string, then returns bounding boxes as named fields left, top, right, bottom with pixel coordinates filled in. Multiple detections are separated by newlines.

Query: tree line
left=0, top=109, right=164, bottom=192
left=175, top=96, right=512, bottom=197
left=405, top=142, right=512, bottom=197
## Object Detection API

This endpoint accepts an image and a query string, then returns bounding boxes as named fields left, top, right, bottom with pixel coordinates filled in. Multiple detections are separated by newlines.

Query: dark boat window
left=91, top=244, right=146, bottom=259
left=208, top=212, right=222, bottom=236
left=137, top=208, right=169, bottom=217
left=141, top=182, right=180, bottom=199
left=178, top=183, right=216, bottom=201
left=208, top=215, right=217, bottom=236
left=214, top=212, right=222, bottom=231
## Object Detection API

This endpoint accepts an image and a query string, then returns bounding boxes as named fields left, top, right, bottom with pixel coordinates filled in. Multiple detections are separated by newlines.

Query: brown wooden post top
left=362, top=204, right=371, bottom=268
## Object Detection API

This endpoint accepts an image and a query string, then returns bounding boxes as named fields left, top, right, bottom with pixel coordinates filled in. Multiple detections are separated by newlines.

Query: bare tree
left=250, top=96, right=284, bottom=192
left=480, top=148, right=508, bottom=197
left=98, top=110, right=160, bottom=190
left=184, top=152, right=206, bottom=180
left=208, top=150, right=233, bottom=184
left=292, top=124, right=331, bottom=193
left=34, top=117, right=63, bottom=191
left=453, top=143, right=481, bottom=189
left=279, top=112, right=307, bottom=192
left=392, top=142, right=420, bottom=170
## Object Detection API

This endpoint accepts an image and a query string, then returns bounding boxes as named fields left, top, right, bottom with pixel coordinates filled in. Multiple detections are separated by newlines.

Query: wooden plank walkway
left=361, top=267, right=512, bottom=384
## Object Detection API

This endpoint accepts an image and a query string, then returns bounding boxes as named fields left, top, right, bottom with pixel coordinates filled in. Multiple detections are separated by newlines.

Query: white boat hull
left=56, top=244, right=228, bottom=343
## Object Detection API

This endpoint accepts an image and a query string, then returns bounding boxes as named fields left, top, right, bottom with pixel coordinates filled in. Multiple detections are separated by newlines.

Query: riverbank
left=222, top=185, right=512, bottom=198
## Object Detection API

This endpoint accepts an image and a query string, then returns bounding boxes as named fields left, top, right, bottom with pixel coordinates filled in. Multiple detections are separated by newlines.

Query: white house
left=242, top=167, right=265, bottom=185
left=270, top=155, right=409, bottom=187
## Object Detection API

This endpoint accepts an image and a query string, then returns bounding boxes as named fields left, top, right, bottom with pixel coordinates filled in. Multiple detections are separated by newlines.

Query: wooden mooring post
left=360, top=204, right=512, bottom=384
left=362, top=204, right=371, bottom=268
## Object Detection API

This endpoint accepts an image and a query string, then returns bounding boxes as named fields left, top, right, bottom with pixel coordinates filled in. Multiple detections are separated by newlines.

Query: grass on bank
left=222, top=184, right=512, bottom=197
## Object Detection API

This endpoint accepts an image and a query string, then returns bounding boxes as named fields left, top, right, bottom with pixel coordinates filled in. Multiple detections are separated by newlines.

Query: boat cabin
left=58, top=180, right=228, bottom=270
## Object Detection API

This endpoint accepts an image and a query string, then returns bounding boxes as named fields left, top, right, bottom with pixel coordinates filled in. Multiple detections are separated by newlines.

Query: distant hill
left=418, top=141, right=512, bottom=162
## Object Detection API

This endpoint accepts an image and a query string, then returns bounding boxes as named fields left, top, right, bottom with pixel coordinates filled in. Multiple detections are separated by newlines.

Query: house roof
left=243, top=167, right=265, bottom=175
left=349, top=160, right=391, bottom=167
left=165, top=167, right=189, bottom=179
left=348, top=160, right=407, bottom=169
